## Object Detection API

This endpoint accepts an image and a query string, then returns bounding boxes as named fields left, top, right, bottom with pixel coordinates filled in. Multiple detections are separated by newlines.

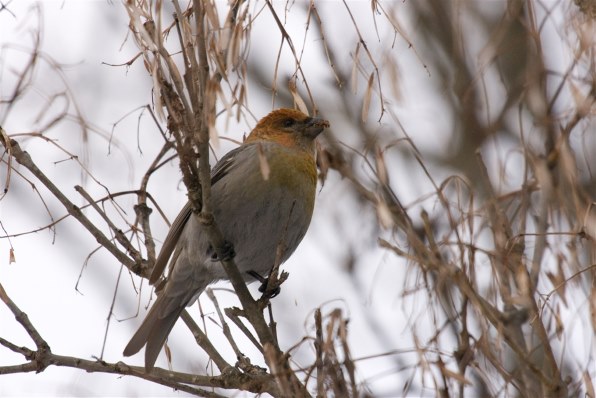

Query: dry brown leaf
left=257, top=144, right=270, bottom=181
left=362, top=72, right=374, bottom=122
left=375, top=146, right=388, bottom=185
left=584, top=370, right=595, bottom=398
left=590, top=289, right=596, bottom=333
left=164, top=341, right=172, bottom=370
left=351, top=42, right=360, bottom=94
left=441, top=367, right=473, bottom=385
left=204, top=2, right=220, bottom=31
left=227, top=23, right=243, bottom=71
left=376, top=195, right=394, bottom=229
left=288, top=78, right=309, bottom=115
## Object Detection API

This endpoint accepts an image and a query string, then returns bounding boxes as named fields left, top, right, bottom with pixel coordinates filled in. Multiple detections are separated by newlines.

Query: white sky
left=0, top=2, right=414, bottom=396
left=1, top=0, right=593, bottom=397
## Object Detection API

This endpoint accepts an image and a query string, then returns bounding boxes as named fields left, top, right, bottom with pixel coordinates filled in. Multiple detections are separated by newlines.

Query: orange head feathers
left=245, top=108, right=330, bottom=153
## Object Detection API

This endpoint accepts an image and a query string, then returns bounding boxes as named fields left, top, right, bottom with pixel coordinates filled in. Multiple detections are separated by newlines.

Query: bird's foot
left=209, top=240, right=236, bottom=262
left=246, top=270, right=281, bottom=299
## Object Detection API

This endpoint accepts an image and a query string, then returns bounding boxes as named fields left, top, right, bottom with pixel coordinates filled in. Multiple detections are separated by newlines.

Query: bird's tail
left=123, top=294, right=185, bottom=370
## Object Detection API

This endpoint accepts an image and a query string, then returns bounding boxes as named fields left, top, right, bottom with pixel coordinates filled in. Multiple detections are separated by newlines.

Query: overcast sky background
left=1, top=1, right=591, bottom=397
left=0, top=2, right=414, bottom=396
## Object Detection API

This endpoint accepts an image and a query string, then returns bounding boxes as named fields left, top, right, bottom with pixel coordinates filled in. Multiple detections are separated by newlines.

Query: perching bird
left=123, top=108, right=329, bottom=370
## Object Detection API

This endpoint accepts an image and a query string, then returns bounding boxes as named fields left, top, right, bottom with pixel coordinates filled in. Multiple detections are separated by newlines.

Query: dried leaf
left=569, top=81, right=594, bottom=117
left=212, top=37, right=227, bottom=77
left=257, top=144, right=270, bottom=181
left=164, top=341, right=172, bottom=370
left=376, top=195, right=394, bottom=229
left=441, top=367, right=473, bottom=385
left=238, top=82, right=246, bottom=116
left=9, top=248, right=16, bottom=264
left=362, top=72, right=374, bottom=122
left=553, top=305, right=564, bottom=339
left=288, top=78, right=309, bottom=115
left=216, top=81, right=231, bottom=120
left=584, top=370, right=595, bottom=398
left=547, top=261, right=567, bottom=306
left=515, top=264, right=530, bottom=298
left=152, top=63, right=165, bottom=122
left=227, top=23, right=243, bottom=71
left=204, top=2, right=220, bottom=31
left=375, top=146, right=388, bottom=185
left=590, top=289, right=596, bottom=333
left=387, top=59, right=402, bottom=102
left=209, top=124, right=219, bottom=150
left=351, top=42, right=360, bottom=94
left=315, top=142, right=329, bottom=186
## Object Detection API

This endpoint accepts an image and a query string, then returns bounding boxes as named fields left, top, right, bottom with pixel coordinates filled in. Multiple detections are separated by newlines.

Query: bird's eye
left=282, top=118, right=294, bottom=127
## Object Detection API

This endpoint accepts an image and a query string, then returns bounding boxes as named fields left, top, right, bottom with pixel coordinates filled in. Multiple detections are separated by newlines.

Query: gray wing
left=149, top=201, right=192, bottom=284
left=148, top=145, right=249, bottom=285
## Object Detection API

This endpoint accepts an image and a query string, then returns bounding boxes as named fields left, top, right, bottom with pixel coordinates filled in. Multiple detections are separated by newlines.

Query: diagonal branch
left=0, top=133, right=139, bottom=271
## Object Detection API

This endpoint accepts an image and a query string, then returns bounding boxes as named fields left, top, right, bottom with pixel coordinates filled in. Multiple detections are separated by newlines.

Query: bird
left=123, top=108, right=329, bottom=370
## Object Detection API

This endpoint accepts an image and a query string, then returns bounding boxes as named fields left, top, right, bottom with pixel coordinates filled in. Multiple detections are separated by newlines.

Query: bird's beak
left=304, top=117, right=330, bottom=139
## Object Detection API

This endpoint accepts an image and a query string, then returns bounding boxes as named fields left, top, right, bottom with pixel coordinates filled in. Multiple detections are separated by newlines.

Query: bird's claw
left=219, top=240, right=236, bottom=261
left=209, top=240, right=236, bottom=262
left=247, top=270, right=281, bottom=299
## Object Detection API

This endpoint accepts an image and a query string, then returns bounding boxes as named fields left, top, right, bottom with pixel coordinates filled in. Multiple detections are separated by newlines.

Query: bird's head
left=245, top=108, right=330, bottom=153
